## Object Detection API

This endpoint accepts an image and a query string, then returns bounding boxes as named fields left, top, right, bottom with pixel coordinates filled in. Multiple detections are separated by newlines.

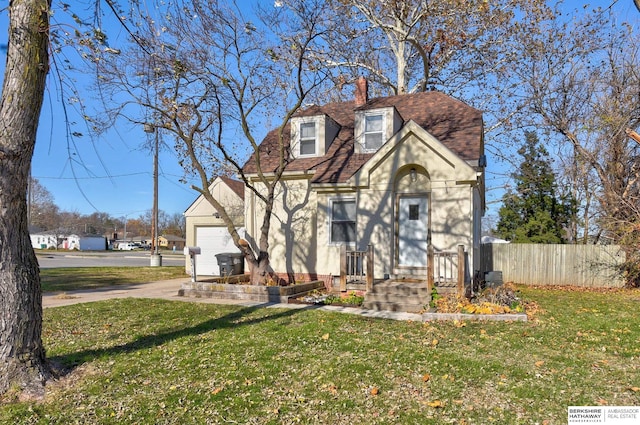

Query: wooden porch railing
left=340, top=244, right=374, bottom=292
left=428, top=244, right=465, bottom=297
left=339, top=244, right=465, bottom=297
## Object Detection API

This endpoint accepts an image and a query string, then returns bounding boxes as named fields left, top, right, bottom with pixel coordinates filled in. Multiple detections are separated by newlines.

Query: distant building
left=158, top=234, right=186, bottom=251
left=61, top=234, right=107, bottom=251
left=29, top=227, right=58, bottom=250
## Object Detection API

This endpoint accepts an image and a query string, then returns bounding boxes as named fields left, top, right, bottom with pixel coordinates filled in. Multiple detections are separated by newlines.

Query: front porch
left=340, top=244, right=468, bottom=312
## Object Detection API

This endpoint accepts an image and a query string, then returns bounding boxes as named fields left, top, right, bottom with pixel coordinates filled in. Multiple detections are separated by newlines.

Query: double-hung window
left=364, top=114, right=383, bottom=151
left=330, top=199, right=356, bottom=244
left=299, top=122, right=316, bottom=156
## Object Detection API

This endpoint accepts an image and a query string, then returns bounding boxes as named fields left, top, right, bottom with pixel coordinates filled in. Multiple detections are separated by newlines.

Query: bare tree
left=0, top=0, right=52, bottom=397
left=86, top=0, right=332, bottom=284
left=28, top=178, right=60, bottom=230
left=321, top=0, right=554, bottom=97
left=517, top=10, right=640, bottom=283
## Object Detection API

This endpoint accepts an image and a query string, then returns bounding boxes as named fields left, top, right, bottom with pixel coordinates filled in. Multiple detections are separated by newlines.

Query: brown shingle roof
left=242, top=92, right=483, bottom=184
left=220, top=176, right=245, bottom=200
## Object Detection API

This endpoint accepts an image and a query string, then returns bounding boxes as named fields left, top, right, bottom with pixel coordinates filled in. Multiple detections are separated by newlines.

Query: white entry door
left=397, top=195, right=429, bottom=267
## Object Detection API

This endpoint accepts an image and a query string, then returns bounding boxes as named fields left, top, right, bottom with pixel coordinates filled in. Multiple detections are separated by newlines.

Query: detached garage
left=195, top=226, right=245, bottom=276
left=183, top=176, right=245, bottom=276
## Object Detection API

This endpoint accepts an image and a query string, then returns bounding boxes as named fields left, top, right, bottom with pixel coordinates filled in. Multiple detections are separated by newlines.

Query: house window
left=299, top=122, right=316, bottom=156
left=330, top=199, right=356, bottom=244
left=409, top=204, right=420, bottom=220
left=364, top=114, right=383, bottom=151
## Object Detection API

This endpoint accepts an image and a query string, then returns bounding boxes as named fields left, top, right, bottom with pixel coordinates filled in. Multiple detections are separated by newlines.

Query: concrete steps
left=363, top=280, right=460, bottom=313
left=363, top=280, right=431, bottom=313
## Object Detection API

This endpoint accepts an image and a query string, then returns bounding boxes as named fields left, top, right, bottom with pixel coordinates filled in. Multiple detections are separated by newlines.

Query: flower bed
left=289, top=290, right=365, bottom=307
left=430, top=282, right=538, bottom=319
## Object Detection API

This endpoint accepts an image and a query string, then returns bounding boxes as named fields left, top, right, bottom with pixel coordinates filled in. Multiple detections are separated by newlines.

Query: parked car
left=118, top=242, right=141, bottom=251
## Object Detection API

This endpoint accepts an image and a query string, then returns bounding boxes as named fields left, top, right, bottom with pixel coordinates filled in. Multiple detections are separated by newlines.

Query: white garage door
left=195, top=226, right=245, bottom=276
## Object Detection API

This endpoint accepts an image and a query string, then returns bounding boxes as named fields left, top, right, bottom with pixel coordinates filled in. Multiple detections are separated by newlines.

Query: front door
left=397, top=195, right=429, bottom=267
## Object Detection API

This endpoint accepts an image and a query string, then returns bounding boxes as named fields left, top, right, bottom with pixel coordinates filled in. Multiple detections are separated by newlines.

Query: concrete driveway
left=42, top=278, right=252, bottom=309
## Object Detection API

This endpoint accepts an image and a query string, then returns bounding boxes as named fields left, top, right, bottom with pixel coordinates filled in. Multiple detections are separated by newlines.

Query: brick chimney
left=355, top=76, right=368, bottom=106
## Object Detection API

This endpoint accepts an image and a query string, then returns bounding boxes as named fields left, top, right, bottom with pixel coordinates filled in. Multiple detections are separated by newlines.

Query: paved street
left=36, top=250, right=186, bottom=268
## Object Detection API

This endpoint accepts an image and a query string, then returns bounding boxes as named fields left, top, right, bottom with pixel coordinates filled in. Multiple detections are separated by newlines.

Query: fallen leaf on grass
left=629, top=387, right=640, bottom=392
left=431, top=339, right=439, bottom=347
left=321, top=333, right=329, bottom=340
left=370, top=387, right=379, bottom=396
left=427, top=400, right=444, bottom=408
left=535, top=361, right=545, bottom=367
left=597, top=399, right=608, bottom=405
left=211, top=388, right=222, bottom=395
left=422, top=374, right=431, bottom=382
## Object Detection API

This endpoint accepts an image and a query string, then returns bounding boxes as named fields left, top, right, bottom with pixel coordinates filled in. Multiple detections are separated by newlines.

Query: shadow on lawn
left=48, top=304, right=313, bottom=377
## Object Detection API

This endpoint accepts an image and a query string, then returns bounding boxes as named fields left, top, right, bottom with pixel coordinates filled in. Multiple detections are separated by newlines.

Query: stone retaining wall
left=178, top=280, right=325, bottom=303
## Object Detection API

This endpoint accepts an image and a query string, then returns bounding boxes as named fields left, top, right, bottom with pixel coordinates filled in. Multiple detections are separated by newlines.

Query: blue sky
left=0, top=0, right=637, bottom=220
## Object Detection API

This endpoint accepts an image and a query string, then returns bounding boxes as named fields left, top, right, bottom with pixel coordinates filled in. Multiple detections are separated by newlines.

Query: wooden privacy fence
left=480, top=243, right=626, bottom=288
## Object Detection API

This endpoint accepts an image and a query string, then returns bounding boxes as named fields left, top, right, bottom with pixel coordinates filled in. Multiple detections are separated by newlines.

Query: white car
left=118, top=242, right=140, bottom=251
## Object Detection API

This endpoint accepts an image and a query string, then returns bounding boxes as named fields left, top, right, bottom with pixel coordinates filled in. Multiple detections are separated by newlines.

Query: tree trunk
left=248, top=251, right=272, bottom=285
left=0, top=0, right=52, bottom=397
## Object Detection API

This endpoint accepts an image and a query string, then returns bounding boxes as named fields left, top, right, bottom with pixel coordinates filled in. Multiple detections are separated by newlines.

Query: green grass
left=40, top=267, right=188, bottom=292
left=1, top=286, right=639, bottom=424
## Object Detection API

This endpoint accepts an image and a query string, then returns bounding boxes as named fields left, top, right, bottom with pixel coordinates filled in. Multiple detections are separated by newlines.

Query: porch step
left=363, top=281, right=431, bottom=313
left=362, top=280, right=462, bottom=312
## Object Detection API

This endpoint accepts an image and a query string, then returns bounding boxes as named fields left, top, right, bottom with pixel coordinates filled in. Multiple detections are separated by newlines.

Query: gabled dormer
left=354, top=106, right=403, bottom=154
left=290, top=113, right=340, bottom=158
left=352, top=76, right=402, bottom=154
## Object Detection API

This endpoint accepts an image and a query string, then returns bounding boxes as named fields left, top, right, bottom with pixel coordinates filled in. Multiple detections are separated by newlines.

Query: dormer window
left=354, top=107, right=400, bottom=154
left=299, top=122, right=316, bottom=156
left=291, top=114, right=339, bottom=158
left=364, top=114, right=383, bottom=151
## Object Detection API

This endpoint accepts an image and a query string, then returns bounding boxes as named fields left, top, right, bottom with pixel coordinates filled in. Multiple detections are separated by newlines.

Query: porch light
left=410, top=167, right=417, bottom=182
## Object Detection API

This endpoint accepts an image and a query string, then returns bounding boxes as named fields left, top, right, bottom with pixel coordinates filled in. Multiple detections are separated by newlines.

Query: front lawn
left=40, top=267, right=188, bottom=292
left=1, top=286, right=638, bottom=424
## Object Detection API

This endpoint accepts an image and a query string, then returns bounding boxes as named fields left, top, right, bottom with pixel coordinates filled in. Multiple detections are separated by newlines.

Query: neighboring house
left=158, top=234, right=186, bottom=251
left=131, top=236, right=151, bottom=248
left=61, top=234, right=107, bottom=251
left=184, top=176, right=245, bottom=275
left=29, top=228, right=58, bottom=250
left=241, top=78, right=485, bottom=287
left=481, top=235, right=509, bottom=244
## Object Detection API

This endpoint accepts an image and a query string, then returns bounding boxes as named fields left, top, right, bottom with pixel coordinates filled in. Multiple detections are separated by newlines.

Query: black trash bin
left=216, top=253, right=245, bottom=276
left=229, top=253, right=245, bottom=275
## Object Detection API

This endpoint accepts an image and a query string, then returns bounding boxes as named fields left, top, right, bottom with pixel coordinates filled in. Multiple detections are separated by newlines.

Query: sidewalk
left=42, top=278, right=425, bottom=322
left=42, top=278, right=253, bottom=309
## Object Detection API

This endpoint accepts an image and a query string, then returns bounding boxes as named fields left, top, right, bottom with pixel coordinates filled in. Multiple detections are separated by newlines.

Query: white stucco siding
left=248, top=177, right=319, bottom=277
left=429, top=185, right=472, bottom=251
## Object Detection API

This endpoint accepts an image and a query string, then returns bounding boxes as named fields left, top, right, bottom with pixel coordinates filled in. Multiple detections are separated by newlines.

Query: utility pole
left=145, top=123, right=162, bottom=267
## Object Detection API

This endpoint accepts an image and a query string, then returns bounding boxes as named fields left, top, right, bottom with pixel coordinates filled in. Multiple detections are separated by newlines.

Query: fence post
left=427, top=244, right=434, bottom=295
left=457, top=244, right=465, bottom=297
left=366, top=244, right=374, bottom=292
left=340, top=244, right=347, bottom=292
